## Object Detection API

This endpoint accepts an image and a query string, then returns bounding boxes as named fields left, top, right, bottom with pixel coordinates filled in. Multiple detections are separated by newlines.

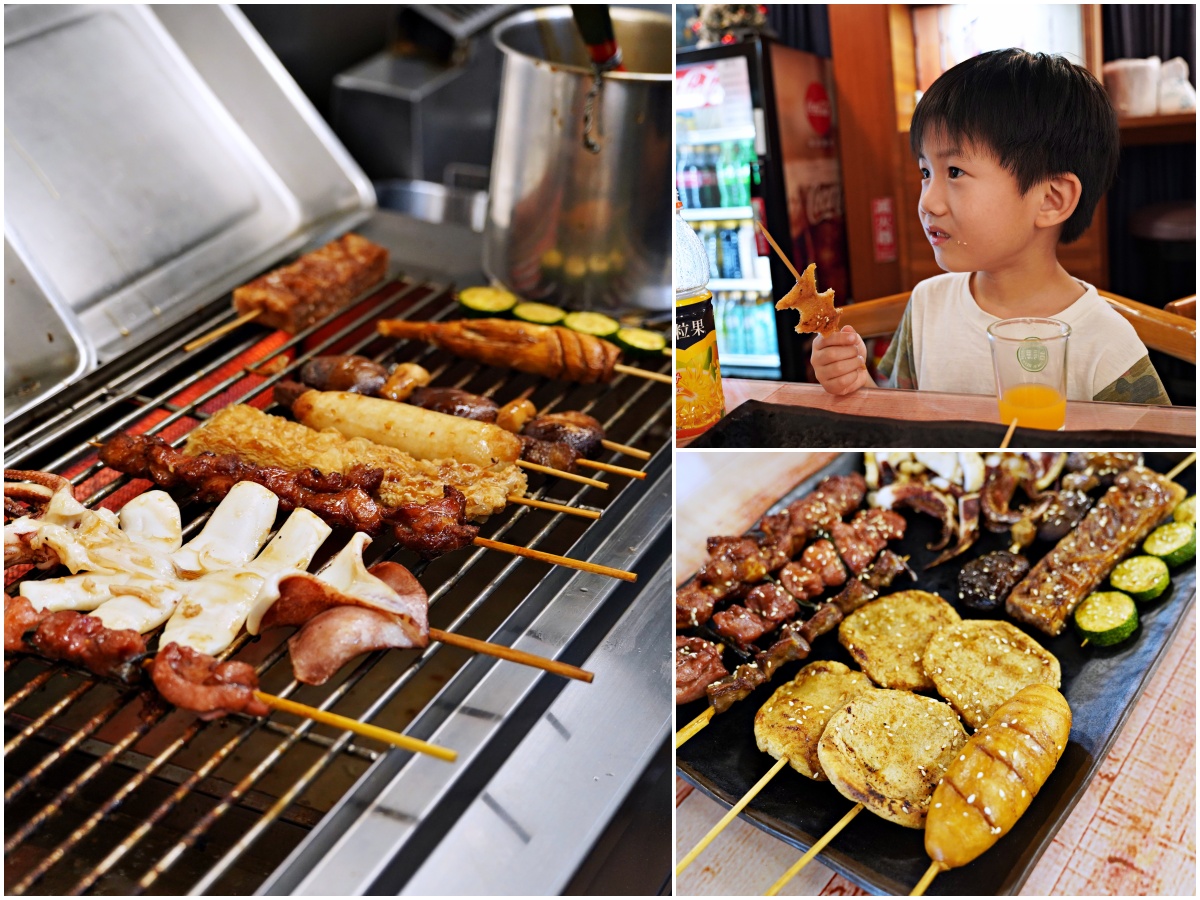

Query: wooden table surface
left=675, top=379, right=1196, bottom=447
left=674, top=453, right=1196, bottom=896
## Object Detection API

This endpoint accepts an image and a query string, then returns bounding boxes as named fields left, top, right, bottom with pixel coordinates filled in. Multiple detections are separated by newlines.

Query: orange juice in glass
left=986, top=318, right=1070, bottom=431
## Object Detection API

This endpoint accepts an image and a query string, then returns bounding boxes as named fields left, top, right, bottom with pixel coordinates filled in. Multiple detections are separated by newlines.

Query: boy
left=812, top=49, right=1170, bottom=405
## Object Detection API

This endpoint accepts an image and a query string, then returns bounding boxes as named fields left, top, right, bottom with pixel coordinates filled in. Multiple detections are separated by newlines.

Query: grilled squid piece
left=156, top=508, right=331, bottom=654
left=869, top=481, right=958, bottom=550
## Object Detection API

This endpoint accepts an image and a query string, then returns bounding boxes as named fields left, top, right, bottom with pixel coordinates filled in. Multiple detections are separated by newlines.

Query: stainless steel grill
left=4, top=216, right=673, bottom=895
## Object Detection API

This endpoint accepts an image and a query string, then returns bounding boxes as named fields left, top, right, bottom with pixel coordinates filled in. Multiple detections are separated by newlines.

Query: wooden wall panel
left=828, top=4, right=903, bottom=303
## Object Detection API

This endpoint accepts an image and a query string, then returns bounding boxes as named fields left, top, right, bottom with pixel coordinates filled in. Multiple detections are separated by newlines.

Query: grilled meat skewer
left=98, top=433, right=479, bottom=558
left=377, top=317, right=622, bottom=384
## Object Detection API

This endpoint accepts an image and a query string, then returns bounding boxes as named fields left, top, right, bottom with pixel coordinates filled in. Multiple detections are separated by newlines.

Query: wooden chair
left=1165, top=295, right=1196, bottom=321
left=839, top=289, right=1197, bottom=365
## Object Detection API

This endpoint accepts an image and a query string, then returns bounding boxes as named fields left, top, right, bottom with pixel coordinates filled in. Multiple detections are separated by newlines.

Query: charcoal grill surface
left=4, top=211, right=672, bottom=895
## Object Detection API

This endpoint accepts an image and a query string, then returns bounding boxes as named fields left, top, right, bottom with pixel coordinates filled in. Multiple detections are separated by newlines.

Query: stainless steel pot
left=484, top=6, right=672, bottom=313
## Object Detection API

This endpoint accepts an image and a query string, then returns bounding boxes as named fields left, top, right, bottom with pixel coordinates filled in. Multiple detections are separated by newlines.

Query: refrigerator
left=675, top=38, right=849, bottom=382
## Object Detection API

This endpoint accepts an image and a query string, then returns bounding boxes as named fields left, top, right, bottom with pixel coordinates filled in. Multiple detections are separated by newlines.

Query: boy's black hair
left=910, top=49, right=1119, bottom=244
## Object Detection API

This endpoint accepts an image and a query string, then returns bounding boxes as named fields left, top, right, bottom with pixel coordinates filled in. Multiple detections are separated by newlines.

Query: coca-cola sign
left=804, top=82, right=832, bottom=136
left=676, top=64, right=725, bottom=110
left=806, top=182, right=842, bottom=226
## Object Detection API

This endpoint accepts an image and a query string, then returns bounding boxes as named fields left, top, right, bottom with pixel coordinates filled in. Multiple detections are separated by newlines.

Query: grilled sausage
left=925, top=683, right=1071, bottom=869
left=292, top=389, right=522, bottom=468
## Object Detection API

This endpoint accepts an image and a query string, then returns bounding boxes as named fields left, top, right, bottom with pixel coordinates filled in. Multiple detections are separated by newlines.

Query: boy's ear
left=1035, top=173, right=1082, bottom=231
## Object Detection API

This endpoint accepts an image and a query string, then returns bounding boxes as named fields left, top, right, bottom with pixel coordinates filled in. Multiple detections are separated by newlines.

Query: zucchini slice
left=1144, top=522, right=1197, bottom=567
left=513, top=302, right=566, bottom=326
left=1074, top=591, right=1138, bottom=647
left=1110, top=555, right=1170, bottom=601
left=615, top=326, right=667, bottom=356
left=458, top=286, right=518, bottom=317
left=563, top=311, right=620, bottom=338
left=1174, top=495, right=1196, bottom=526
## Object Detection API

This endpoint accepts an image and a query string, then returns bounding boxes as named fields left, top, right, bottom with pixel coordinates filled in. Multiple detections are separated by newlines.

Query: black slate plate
left=676, top=452, right=1197, bottom=896
left=686, top=400, right=1197, bottom=449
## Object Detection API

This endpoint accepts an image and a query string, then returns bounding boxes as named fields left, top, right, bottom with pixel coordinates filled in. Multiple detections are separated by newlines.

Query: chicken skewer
left=377, top=317, right=672, bottom=384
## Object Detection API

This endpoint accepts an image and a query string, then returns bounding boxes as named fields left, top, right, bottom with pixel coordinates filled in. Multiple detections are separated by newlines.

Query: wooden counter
left=675, top=379, right=1196, bottom=447
left=674, top=453, right=1196, bottom=896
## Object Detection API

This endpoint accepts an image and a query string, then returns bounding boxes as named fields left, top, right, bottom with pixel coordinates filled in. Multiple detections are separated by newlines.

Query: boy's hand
left=811, top=326, right=871, bottom=396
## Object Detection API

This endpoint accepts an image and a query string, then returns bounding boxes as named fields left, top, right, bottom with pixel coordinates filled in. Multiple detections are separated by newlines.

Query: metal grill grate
left=4, top=252, right=671, bottom=895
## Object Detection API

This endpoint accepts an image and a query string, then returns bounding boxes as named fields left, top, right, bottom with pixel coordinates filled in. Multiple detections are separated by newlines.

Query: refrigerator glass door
left=675, top=54, right=779, bottom=372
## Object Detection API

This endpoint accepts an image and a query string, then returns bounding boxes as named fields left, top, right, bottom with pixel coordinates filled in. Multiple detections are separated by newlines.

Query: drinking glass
left=986, top=318, right=1070, bottom=431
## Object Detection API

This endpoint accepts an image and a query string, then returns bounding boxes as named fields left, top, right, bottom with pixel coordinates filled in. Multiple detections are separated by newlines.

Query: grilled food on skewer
left=838, top=591, right=961, bottom=691
left=377, top=317, right=622, bottom=383
left=186, top=403, right=524, bottom=518
left=1006, top=466, right=1186, bottom=636
left=775, top=262, right=841, bottom=335
left=818, top=690, right=968, bottom=829
left=754, top=660, right=875, bottom=780
left=922, top=619, right=1061, bottom=729
left=232, top=233, right=388, bottom=334
left=916, top=684, right=1072, bottom=894
left=675, top=636, right=728, bottom=704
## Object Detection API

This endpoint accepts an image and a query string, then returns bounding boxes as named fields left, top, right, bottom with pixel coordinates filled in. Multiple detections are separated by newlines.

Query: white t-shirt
left=887, top=272, right=1155, bottom=401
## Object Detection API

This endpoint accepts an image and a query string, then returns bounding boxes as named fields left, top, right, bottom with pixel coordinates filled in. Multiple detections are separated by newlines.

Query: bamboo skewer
left=1166, top=451, right=1196, bottom=482
left=764, top=803, right=864, bottom=895
left=183, top=310, right=262, bottom=352
left=910, top=860, right=945, bottom=896
left=430, top=628, right=593, bottom=683
left=517, top=459, right=608, bottom=488
left=472, top=536, right=636, bottom=582
left=253, top=690, right=457, bottom=760
left=753, top=220, right=803, bottom=282
left=999, top=418, right=1019, bottom=448
left=577, top=459, right=646, bottom=479
left=676, top=756, right=788, bottom=875
left=601, top=439, right=650, bottom=460
left=508, top=494, right=600, bottom=519
left=676, top=706, right=714, bottom=748
left=613, top=362, right=672, bottom=384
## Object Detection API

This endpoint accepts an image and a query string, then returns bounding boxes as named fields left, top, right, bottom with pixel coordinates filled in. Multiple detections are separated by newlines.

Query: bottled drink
left=737, top=140, right=754, bottom=206
left=678, top=145, right=701, bottom=209
left=698, top=145, right=721, bottom=208
left=724, top=291, right=744, bottom=355
left=698, top=221, right=720, bottom=281
left=675, top=194, right=724, bottom=439
left=717, top=142, right=736, bottom=208
left=718, top=221, right=743, bottom=279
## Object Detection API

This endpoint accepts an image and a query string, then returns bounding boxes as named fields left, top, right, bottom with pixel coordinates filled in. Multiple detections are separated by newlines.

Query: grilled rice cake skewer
left=754, top=660, right=876, bottom=780
left=1006, top=466, right=1185, bottom=636
left=184, top=403, right=525, bottom=520
left=922, top=619, right=1061, bottom=730
left=838, top=590, right=961, bottom=691
left=818, top=689, right=969, bottom=829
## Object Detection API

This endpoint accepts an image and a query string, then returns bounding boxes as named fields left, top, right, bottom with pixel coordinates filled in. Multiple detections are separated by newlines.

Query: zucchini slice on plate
left=1074, top=591, right=1138, bottom=646
left=1110, top=556, right=1170, bottom=601
left=1144, top=522, right=1197, bottom=567
left=1174, top=495, right=1196, bottom=526
left=458, top=286, right=518, bottom=317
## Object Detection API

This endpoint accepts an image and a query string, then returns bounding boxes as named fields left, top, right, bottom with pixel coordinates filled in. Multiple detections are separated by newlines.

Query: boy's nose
left=919, top=178, right=949, bottom=218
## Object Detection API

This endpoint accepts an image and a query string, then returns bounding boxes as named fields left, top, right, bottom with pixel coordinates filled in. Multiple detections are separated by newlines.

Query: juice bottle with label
left=675, top=195, right=724, bottom=440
